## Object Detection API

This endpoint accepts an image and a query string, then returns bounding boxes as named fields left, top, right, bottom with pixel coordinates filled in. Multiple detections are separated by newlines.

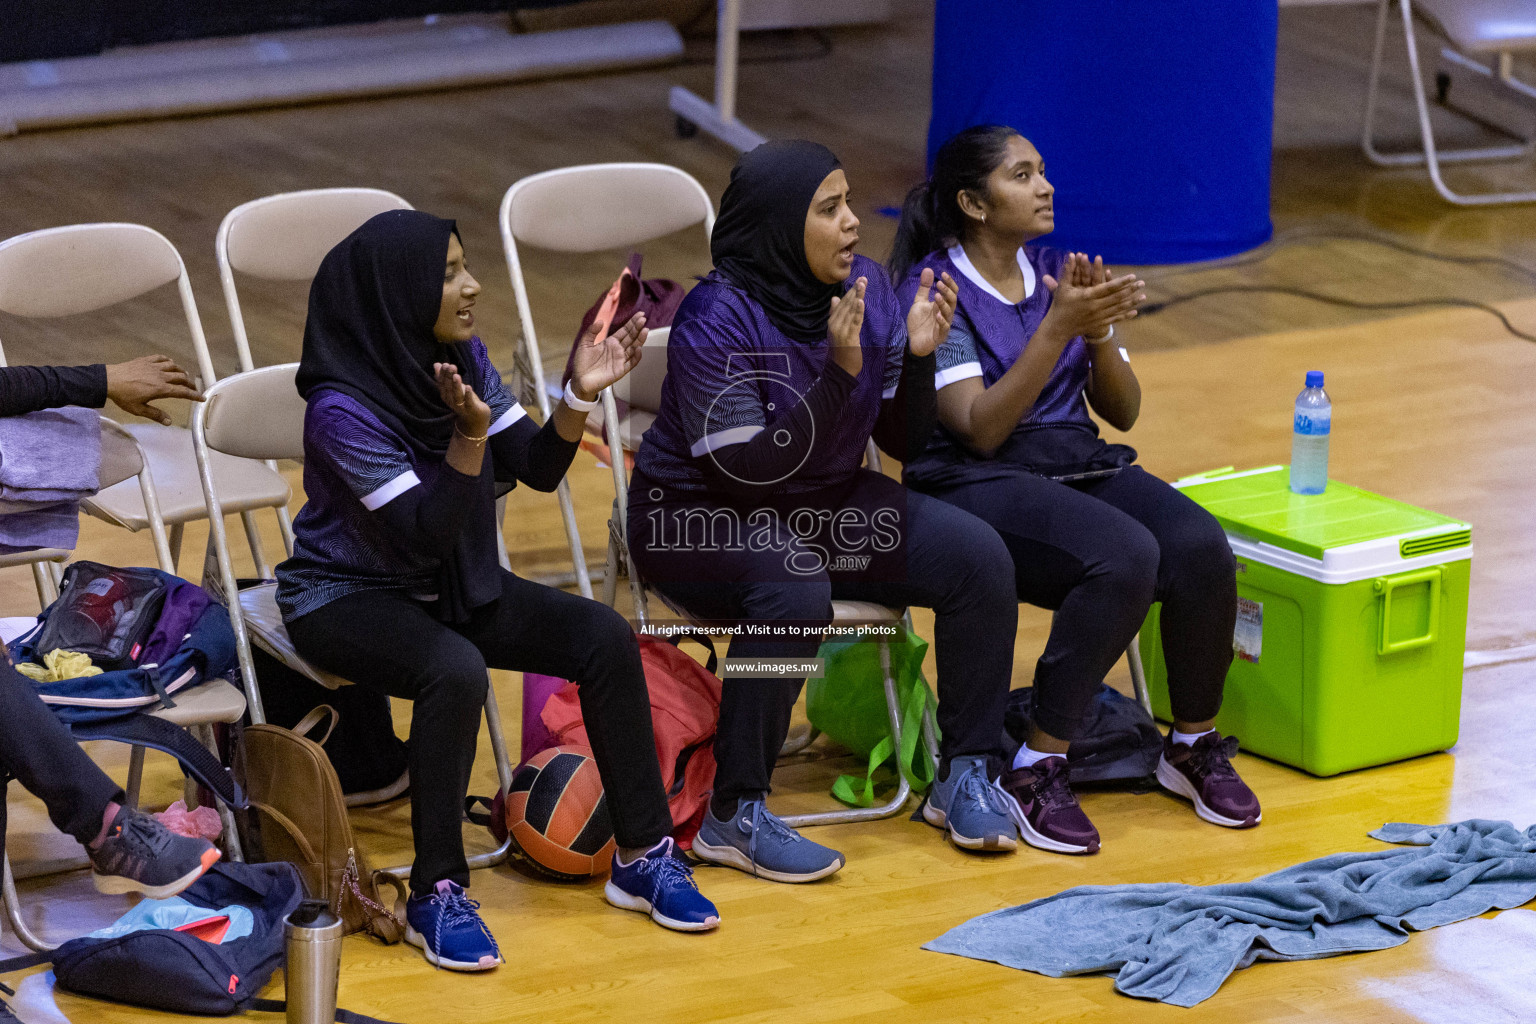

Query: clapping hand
left=906, top=267, right=958, bottom=358
left=828, top=276, right=867, bottom=376
left=569, top=311, right=648, bottom=403
left=1041, top=252, right=1143, bottom=341
left=434, top=362, right=491, bottom=437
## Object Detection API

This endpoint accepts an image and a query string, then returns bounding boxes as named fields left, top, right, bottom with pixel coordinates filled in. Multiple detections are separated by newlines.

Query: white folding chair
left=500, top=163, right=715, bottom=599
left=1362, top=0, right=1536, bottom=204
left=216, top=187, right=415, bottom=375
left=215, top=187, right=415, bottom=558
left=216, top=186, right=530, bottom=581
left=191, top=364, right=514, bottom=883
left=2, top=419, right=246, bottom=953
left=0, top=223, right=292, bottom=577
left=597, top=329, right=938, bottom=828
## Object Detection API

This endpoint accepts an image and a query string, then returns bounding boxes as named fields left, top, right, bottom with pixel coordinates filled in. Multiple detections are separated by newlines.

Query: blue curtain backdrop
left=928, top=0, right=1278, bottom=264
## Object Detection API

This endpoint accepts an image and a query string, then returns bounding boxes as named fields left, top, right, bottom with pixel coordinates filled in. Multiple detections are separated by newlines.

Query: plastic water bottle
left=1290, top=370, right=1331, bottom=495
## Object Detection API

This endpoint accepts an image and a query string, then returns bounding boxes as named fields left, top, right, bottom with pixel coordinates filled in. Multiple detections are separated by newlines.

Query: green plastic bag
left=805, top=628, right=939, bottom=807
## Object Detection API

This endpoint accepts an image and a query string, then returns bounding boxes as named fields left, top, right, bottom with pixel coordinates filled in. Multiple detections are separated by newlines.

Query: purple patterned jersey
left=900, top=244, right=1125, bottom=482
left=275, top=340, right=522, bottom=621
left=634, top=254, right=907, bottom=497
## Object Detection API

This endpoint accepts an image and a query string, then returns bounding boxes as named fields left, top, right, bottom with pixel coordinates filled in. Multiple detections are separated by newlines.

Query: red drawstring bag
left=540, top=632, right=721, bottom=849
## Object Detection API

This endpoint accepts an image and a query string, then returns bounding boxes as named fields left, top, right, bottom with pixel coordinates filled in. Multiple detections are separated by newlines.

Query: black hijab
left=298, top=209, right=500, bottom=623
left=711, top=140, right=844, bottom=344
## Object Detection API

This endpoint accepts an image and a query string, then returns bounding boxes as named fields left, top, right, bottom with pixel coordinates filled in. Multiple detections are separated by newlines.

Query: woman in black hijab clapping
left=628, top=142, right=1030, bottom=884
left=275, top=211, right=719, bottom=970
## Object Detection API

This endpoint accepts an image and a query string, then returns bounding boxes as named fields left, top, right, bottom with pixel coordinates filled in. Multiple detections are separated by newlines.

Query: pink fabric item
left=153, top=800, right=223, bottom=841
left=521, top=673, right=568, bottom=760
left=540, top=636, right=721, bottom=849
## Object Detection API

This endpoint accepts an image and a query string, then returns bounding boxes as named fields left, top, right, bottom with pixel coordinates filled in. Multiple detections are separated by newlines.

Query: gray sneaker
left=692, top=798, right=845, bottom=883
left=923, top=754, right=1019, bottom=852
left=88, top=805, right=221, bottom=899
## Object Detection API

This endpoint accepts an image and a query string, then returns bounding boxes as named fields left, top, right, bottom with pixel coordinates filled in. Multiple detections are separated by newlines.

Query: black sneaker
left=88, top=806, right=221, bottom=899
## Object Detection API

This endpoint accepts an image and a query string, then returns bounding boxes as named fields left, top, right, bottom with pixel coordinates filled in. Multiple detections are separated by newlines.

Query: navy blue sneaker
left=923, top=754, right=1019, bottom=852
left=692, top=798, right=844, bottom=883
left=404, top=881, right=502, bottom=971
left=605, top=837, right=720, bottom=932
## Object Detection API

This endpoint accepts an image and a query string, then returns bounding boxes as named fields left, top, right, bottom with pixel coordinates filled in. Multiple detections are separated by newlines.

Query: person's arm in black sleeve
left=489, top=414, right=581, bottom=492
left=369, top=463, right=484, bottom=558
left=709, top=360, right=859, bottom=502
left=871, top=350, right=937, bottom=463
left=0, top=364, right=107, bottom=417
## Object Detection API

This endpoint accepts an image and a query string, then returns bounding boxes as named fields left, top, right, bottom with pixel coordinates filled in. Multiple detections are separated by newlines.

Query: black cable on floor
left=1142, top=227, right=1536, bottom=288
left=1138, top=284, right=1536, bottom=343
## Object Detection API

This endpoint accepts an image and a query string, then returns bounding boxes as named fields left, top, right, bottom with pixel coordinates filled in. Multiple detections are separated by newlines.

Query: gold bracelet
left=455, top=426, right=488, bottom=444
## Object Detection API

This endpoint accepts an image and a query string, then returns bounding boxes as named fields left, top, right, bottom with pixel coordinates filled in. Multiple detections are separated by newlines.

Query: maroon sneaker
left=995, top=757, right=1100, bottom=855
left=1157, top=732, right=1261, bottom=828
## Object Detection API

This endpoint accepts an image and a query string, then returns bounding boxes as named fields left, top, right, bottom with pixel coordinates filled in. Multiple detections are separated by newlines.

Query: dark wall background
left=2, top=1, right=524, bottom=62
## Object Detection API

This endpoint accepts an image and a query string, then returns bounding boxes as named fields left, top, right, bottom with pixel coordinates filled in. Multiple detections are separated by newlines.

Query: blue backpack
left=0, top=862, right=402, bottom=1022
left=13, top=563, right=237, bottom=725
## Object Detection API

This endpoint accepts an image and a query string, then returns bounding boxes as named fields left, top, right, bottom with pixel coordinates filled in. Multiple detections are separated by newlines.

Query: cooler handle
left=1373, top=567, right=1441, bottom=655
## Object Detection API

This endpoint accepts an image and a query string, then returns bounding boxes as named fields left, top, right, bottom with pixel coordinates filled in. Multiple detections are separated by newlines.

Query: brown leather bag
left=234, top=706, right=402, bottom=943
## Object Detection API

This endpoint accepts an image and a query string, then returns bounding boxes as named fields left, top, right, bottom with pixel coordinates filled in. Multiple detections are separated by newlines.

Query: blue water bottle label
left=1294, top=411, right=1331, bottom=436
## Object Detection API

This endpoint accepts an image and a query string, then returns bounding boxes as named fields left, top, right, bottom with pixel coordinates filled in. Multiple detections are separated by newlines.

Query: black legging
left=0, top=652, right=122, bottom=863
left=286, top=572, right=672, bottom=896
left=922, top=464, right=1235, bottom=740
left=629, top=468, right=1018, bottom=809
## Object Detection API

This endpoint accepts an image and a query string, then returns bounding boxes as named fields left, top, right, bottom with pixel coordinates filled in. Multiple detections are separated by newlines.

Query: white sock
left=1170, top=728, right=1214, bottom=747
left=1011, top=745, right=1060, bottom=770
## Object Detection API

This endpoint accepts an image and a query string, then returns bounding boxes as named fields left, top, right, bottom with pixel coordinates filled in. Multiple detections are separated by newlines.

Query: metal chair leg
left=1127, top=636, right=1153, bottom=717
left=168, top=522, right=185, bottom=574
left=1361, top=0, right=1536, bottom=204
left=124, top=745, right=146, bottom=808
left=239, top=511, right=271, bottom=579
left=2, top=854, right=56, bottom=953
left=602, top=516, right=621, bottom=609
left=782, top=636, right=913, bottom=828
left=379, top=680, right=515, bottom=882
left=920, top=704, right=940, bottom=774
left=778, top=725, right=820, bottom=757
left=187, top=723, right=246, bottom=863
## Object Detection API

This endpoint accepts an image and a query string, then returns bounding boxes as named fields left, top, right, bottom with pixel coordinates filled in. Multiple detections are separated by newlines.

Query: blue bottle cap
left=1305, top=370, right=1324, bottom=388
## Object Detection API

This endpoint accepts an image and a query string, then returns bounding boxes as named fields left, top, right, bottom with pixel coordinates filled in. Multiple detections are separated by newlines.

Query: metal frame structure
left=1362, top=0, right=1536, bottom=204
left=499, top=162, right=716, bottom=600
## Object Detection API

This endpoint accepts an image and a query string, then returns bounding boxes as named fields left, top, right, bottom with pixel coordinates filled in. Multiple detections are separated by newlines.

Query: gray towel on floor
left=0, top=406, right=100, bottom=500
left=925, top=820, right=1536, bottom=1007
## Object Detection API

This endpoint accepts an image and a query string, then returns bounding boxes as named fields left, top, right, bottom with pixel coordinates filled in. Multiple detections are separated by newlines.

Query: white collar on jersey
left=949, top=243, right=1035, bottom=305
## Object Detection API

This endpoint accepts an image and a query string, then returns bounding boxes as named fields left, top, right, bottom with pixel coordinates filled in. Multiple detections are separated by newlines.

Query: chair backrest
left=0, top=223, right=217, bottom=386
left=611, top=326, right=670, bottom=415
left=197, top=363, right=306, bottom=463
left=500, top=162, right=713, bottom=415
left=216, top=188, right=413, bottom=373
left=503, top=163, right=714, bottom=254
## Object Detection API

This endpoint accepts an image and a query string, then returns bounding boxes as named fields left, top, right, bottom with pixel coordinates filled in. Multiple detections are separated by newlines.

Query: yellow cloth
left=16, top=649, right=104, bottom=682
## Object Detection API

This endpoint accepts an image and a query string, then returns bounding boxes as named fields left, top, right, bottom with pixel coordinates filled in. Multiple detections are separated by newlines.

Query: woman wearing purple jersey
left=275, top=211, right=719, bottom=969
left=889, top=126, right=1261, bottom=854
left=630, top=140, right=1031, bottom=883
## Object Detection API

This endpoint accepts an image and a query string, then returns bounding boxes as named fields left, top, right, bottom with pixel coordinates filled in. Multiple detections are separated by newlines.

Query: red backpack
left=540, top=632, right=721, bottom=849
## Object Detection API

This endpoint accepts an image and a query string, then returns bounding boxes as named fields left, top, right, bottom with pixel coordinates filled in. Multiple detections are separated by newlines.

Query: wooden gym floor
left=2, top=3, right=1535, bottom=1021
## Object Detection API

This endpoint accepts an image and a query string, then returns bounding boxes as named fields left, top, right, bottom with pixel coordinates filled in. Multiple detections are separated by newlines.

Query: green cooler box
left=1139, top=465, right=1471, bottom=776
